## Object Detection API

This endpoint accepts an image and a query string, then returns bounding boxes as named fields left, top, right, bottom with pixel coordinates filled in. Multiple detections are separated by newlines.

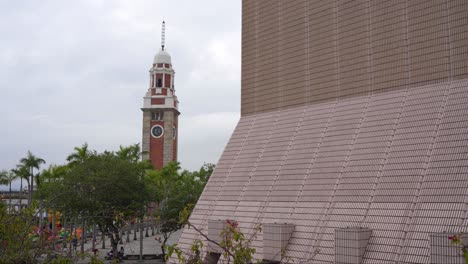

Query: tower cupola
left=153, top=50, right=172, bottom=65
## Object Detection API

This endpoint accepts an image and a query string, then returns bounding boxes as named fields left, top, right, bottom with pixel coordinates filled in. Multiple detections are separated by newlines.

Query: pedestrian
left=72, top=236, right=78, bottom=251
left=119, top=246, right=125, bottom=260
left=106, top=249, right=114, bottom=260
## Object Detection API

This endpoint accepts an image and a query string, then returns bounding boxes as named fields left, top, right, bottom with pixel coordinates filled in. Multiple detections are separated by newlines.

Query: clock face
left=151, top=125, right=164, bottom=138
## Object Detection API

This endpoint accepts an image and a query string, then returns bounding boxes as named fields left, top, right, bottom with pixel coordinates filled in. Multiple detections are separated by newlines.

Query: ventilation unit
left=207, top=219, right=229, bottom=254
left=263, top=223, right=295, bottom=262
left=335, top=227, right=372, bottom=264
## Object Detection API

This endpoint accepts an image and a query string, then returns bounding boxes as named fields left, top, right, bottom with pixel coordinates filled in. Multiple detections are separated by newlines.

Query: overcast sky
left=0, top=0, right=241, bottom=190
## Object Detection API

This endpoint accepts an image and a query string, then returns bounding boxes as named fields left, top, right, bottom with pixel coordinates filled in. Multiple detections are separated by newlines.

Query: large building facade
left=141, top=26, right=179, bottom=170
left=178, top=1, right=468, bottom=263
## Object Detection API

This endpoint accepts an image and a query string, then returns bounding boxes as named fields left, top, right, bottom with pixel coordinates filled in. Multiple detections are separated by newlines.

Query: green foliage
left=20, top=151, right=46, bottom=204
left=20, top=151, right=46, bottom=174
left=116, top=144, right=150, bottom=166
left=0, top=170, right=8, bottom=185
left=146, top=162, right=214, bottom=255
left=170, top=217, right=317, bottom=264
left=11, top=164, right=30, bottom=194
left=38, top=164, right=69, bottom=183
left=449, top=234, right=468, bottom=264
left=0, top=206, right=41, bottom=263
left=166, top=243, right=185, bottom=262
left=48, top=257, right=74, bottom=264
left=219, top=220, right=260, bottom=264
left=1, top=141, right=214, bottom=263
left=66, top=142, right=93, bottom=167
left=89, top=256, right=106, bottom=264
left=0, top=202, right=5, bottom=215
left=168, top=220, right=261, bottom=264
left=51, top=153, right=147, bottom=217
left=40, top=144, right=149, bottom=254
left=147, top=162, right=214, bottom=221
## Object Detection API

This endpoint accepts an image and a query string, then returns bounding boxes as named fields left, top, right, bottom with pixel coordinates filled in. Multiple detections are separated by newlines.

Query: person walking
left=72, top=236, right=78, bottom=252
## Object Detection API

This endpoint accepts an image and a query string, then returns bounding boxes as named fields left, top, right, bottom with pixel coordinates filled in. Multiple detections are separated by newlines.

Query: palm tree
left=0, top=169, right=8, bottom=197
left=20, top=151, right=46, bottom=205
left=116, top=144, right=141, bottom=163
left=41, top=164, right=68, bottom=183
left=0, top=170, right=7, bottom=185
left=0, top=170, right=18, bottom=210
left=11, top=165, right=29, bottom=205
left=66, top=142, right=92, bottom=166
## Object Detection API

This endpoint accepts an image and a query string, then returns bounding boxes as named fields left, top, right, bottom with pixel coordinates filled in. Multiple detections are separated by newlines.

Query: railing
left=0, top=190, right=29, bottom=199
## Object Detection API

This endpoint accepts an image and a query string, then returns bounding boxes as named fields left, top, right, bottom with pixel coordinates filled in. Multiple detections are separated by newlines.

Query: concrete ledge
left=124, top=254, right=163, bottom=260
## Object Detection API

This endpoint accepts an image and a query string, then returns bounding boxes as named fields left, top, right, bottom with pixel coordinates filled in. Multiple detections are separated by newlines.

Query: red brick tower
left=141, top=21, right=179, bottom=170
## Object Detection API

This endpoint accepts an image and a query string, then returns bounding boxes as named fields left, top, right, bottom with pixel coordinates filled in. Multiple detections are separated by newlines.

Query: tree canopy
left=146, top=162, right=214, bottom=255
left=19, top=151, right=46, bottom=204
left=40, top=146, right=149, bottom=253
left=1, top=142, right=215, bottom=261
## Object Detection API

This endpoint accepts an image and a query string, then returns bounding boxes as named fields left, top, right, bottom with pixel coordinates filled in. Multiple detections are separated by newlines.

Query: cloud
left=179, top=112, right=240, bottom=170
left=0, top=0, right=242, bottom=190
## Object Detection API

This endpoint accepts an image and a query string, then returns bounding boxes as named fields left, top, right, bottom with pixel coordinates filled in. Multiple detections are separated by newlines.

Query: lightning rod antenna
left=161, top=21, right=166, bottom=51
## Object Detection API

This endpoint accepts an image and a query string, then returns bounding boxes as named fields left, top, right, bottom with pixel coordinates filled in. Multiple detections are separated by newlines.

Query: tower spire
left=161, top=21, right=166, bottom=51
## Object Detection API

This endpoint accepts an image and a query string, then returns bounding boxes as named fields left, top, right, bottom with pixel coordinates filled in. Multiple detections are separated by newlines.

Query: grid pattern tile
left=335, top=228, right=372, bottom=264
left=241, top=0, right=468, bottom=116
left=177, top=1, right=468, bottom=263
left=178, top=80, right=468, bottom=264
left=430, top=233, right=466, bottom=264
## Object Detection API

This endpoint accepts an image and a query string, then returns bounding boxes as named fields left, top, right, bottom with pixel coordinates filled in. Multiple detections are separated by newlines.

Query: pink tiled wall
left=179, top=80, right=468, bottom=264
left=177, top=0, right=468, bottom=263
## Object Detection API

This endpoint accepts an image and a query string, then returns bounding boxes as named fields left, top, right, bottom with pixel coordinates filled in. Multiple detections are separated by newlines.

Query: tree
left=43, top=149, right=148, bottom=256
left=11, top=165, right=30, bottom=206
left=146, top=162, right=182, bottom=256
left=0, top=204, right=46, bottom=263
left=0, top=170, right=7, bottom=189
left=0, top=170, right=18, bottom=210
left=168, top=215, right=318, bottom=264
left=66, top=142, right=93, bottom=166
left=116, top=144, right=141, bottom=163
left=191, top=163, right=215, bottom=187
left=0, top=170, right=8, bottom=208
left=39, top=165, right=69, bottom=184
left=20, top=151, right=46, bottom=205
left=167, top=218, right=262, bottom=264
left=146, top=162, right=215, bottom=256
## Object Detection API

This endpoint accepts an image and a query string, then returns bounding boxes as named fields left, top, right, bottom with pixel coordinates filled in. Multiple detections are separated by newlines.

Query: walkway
left=41, top=228, right=181, bottom=263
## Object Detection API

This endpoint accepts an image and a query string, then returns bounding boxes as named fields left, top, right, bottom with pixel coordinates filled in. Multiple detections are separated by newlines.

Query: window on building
left=173, top=126, right=177, bottom=140
left=156, top=79, right=162, bottom=87
left=152, top=111, right=164, bottom=121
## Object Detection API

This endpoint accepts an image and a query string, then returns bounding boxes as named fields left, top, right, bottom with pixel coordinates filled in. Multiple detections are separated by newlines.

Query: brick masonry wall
left=150, top=120, right=165, bottom=169
left=141, top=110, right=151, bottom=161
left=163, top=110, right=178, bottom=165
left=142, top=109, right=179, bottom=169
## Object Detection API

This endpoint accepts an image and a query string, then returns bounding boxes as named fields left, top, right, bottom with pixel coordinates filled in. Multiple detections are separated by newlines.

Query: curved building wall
left=177, top=1, right=468, bottom=263
left=241, top=0, right=468, bottom=116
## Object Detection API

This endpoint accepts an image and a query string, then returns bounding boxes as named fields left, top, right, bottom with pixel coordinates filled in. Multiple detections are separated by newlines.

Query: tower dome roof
left=153, top=49, right=172, bottom=64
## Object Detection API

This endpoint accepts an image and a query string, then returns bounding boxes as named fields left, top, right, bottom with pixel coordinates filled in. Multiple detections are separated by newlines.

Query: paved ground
left=42, top=229, right=181, bottom=263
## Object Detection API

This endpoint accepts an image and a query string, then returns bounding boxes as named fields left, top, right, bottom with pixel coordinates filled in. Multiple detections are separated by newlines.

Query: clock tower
left=141, top=22, right=179, bottom=170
